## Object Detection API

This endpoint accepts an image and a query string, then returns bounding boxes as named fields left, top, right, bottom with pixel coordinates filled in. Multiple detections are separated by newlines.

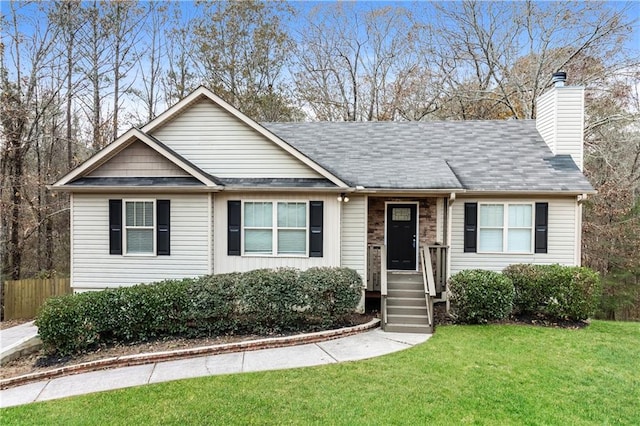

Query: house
left=51, top=72, right=594, bottom=333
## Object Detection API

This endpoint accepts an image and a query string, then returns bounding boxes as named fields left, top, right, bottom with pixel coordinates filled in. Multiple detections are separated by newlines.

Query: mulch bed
left=433, top=303, right=588, bottom=329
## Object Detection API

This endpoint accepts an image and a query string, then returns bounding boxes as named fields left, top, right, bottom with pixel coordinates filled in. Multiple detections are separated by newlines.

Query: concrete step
left=387, top=305, right=428, bottom=316
left=387, top=314, right=430, bottom=326
left=387, top=296, right=427, bottom=307
left=384, top=323, right=433, bottom=334
left=387, top=288, right=424, bottom=299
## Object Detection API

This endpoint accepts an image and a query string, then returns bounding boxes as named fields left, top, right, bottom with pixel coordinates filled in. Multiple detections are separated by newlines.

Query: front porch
left=362, top=196, right=450, bottom=332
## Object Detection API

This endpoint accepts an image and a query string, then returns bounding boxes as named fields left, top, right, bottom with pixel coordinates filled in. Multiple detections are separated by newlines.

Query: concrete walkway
left=0, top=328, right=430, bottom=408
left=0, top=321, right=40, bottom=364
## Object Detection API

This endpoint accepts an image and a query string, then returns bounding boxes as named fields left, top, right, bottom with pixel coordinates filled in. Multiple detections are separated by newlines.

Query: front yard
left=2, top=320, right=639, bottom=425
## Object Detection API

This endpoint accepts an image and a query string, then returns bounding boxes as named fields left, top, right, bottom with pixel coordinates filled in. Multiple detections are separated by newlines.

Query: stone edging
left=0, top=318, right=380, bottom=390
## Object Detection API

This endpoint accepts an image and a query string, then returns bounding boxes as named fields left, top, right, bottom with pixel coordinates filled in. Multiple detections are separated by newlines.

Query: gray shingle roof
left=69, top=177, right=204, bottom=186
left=263, top=120, right=593, bottom=192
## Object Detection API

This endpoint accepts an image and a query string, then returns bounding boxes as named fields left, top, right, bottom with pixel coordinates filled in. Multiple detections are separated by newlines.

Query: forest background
left=1, top=0, right=639, bottom=319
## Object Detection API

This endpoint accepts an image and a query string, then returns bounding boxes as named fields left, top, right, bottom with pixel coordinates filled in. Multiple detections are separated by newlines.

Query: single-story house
left=51, top=72, right=594, bottom=332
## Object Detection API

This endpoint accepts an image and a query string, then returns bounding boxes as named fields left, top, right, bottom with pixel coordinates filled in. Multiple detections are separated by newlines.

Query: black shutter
left=464, top=202, right=477, bottom=253
left=157, top=200, right=170, bottom=255
left=535, top=202, right=548, bottom=254
left=109, top=199, right=122, bottom=255
left=228, top=200, right=241, bottom=256
left=309, top=201, right=323, bottom=257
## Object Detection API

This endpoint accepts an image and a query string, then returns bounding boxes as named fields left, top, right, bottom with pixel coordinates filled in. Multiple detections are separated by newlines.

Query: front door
left=386, top=203, right=417, bottom=270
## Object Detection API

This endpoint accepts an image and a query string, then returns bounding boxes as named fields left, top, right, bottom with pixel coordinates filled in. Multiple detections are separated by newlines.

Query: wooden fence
left=2, top=278, right=71, bottom=320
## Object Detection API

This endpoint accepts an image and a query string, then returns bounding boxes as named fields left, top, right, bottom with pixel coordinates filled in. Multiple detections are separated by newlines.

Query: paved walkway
left=0, top=321, right=38, bottom=350
left=0, top=328, right=430, bottom=408
left=0, top=321, right=39, bottom=364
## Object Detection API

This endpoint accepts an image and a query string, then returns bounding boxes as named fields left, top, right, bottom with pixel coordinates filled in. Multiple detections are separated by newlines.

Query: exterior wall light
left=337, top=193, right=350, bottom=203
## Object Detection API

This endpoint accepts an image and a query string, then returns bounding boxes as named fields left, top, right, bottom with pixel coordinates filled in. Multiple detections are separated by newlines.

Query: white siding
left=450, top=197, right=579, bottom=276
left=72, top=193, right=210, bottom=290
left=151, top=99, right=322, bottom=179
left=536, top=86, right=584, bottom=170
left=340, top=195, right=366, bottom=278
left=213, top=192, right=341, bottom=274
left=88, top=141, right=189, bottom=177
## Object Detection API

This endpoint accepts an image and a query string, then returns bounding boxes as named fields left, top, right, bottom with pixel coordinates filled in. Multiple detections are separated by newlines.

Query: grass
left=2, top=320, right=639, bottom=425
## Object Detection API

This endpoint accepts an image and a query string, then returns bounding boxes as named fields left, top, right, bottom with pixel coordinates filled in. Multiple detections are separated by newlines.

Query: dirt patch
left=1, top=314, right=375, bottom=381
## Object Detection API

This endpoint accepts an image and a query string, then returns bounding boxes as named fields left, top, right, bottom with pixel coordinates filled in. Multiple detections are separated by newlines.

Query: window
left=478, top=203, right=533, bottom=253
left=125, top=200, right=155, bottom=254
left=243, top=201, right=307, bottom=255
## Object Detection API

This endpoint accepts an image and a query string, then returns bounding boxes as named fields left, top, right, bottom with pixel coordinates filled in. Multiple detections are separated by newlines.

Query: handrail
left=420, top=247, right=436, bottom=327
left=381, top=245, right=388, bottom=325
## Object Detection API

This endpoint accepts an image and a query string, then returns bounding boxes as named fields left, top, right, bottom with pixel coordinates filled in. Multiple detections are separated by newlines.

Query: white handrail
left=381, top=245, right=387, bottom=325
left=420, top=247, right=436, bottom=327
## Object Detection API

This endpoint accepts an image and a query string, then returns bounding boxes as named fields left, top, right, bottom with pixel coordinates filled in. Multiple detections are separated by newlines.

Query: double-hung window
left=124, top=200, right=155, bottom=255
left=243, top=201, right=307, bottom=255
left=478, top=203, right=533, bottom=253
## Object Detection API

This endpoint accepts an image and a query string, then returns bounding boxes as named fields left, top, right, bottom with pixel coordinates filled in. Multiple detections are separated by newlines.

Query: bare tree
left=192, top=0, right=299, bottom=121
left=1, top=2, right=64, bottom=279
left=294, top=3, right=418, bottom=121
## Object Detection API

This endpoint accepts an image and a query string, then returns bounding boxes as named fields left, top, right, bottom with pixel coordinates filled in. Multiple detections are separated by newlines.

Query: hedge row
left=35, top=267, right=362, bottom=355
left=449, top=264, right=601, bottom=324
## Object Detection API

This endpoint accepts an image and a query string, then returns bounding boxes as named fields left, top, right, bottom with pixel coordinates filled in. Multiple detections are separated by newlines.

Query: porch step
left=387, top=305, right=428, bottom=316
left=387, top=280, right=424, bottom=291
left=387, top=314, right=430, bottom=326
left=387, top=271, right=423, bottom=283
left=387, top=288, right=424, bottom=298
left=384, top=323, right=433, bottom=334
left=387, top=296, right=427, bottom=307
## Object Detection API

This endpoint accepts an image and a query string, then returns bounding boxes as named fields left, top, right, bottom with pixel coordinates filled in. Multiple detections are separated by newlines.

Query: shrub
left=236, top=268, right=305, bottom=333
left=185, top=273, right=241, bottom=336
left=36, top=293, right=97, bottom=355
left=503, top=264, right=601, bottom=321
left=300, top=267, right=362, bottom=327
left=503, top=264, right=546, bottom=314
left=449, top=269, right=514, bottom=324
left=36, top=267, right=362, bottom=355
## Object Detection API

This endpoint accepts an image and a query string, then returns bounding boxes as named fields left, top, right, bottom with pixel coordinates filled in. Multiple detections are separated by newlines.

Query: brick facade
left=367, top=197, right=439, bottom=247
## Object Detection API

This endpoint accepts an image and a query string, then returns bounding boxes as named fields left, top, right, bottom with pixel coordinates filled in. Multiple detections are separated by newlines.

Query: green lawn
left=2, top=321, right=639, bottom=425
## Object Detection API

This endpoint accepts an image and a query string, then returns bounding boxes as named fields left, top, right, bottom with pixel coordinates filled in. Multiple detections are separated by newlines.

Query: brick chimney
left=535, top=72, right=585, bottom=171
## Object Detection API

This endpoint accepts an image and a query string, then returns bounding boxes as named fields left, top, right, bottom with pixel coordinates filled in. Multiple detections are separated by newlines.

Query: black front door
left=387, top=203, right=417, bottom=270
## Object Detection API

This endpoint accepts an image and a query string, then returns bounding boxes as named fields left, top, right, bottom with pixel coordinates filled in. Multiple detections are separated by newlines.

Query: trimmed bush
left=449, top=269, right=514, bottom=324
left=36, top=267, right=362, bottom=355
left=300, top=267, right=363, bottom=327
left=503, top=264, right=601, bottom=321
left=185, top=273, right=241, bottom=336
left=236, top=268, right=305, bottom=333
left=503, top=264, right=546, bottom=314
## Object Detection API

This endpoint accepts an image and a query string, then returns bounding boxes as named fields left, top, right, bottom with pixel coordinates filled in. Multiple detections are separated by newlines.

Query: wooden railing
left=427, top=245, right=448, bottom=294
left=420, top=247, right=437, bottom=327
left=366, top=244, right=382, bottom=291
left=380, top=245, right=388, bottom=325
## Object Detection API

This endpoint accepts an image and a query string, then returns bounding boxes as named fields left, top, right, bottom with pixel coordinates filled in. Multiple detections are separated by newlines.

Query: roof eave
left=47, top=185, right=220, bottom=194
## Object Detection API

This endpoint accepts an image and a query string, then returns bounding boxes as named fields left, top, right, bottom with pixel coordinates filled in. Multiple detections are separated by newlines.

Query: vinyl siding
left=450, top=197, right=579, bottom=276
left=72, top=193, right=210, bottom=290
left=340, top=195, right=366, bottom=278
left=88, top=141, right=189, bottom=177
left=151, top=98, right=323, bottom=179
left=213, top=192, right=341, bottom=274
left=536, top=87, right=584, bottom=170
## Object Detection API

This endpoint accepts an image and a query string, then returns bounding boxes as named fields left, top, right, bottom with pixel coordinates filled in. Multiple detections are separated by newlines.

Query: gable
left=150, top=98, right=323, bottom=179
left=88, top=141, right=190, bottom=178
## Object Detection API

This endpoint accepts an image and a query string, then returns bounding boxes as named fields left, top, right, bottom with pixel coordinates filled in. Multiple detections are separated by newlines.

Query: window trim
left=477, top=202, right=534, bottom=254
left=241, top=200, right=309, bottom=257
left=123, top=199, right=157, bottom=256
